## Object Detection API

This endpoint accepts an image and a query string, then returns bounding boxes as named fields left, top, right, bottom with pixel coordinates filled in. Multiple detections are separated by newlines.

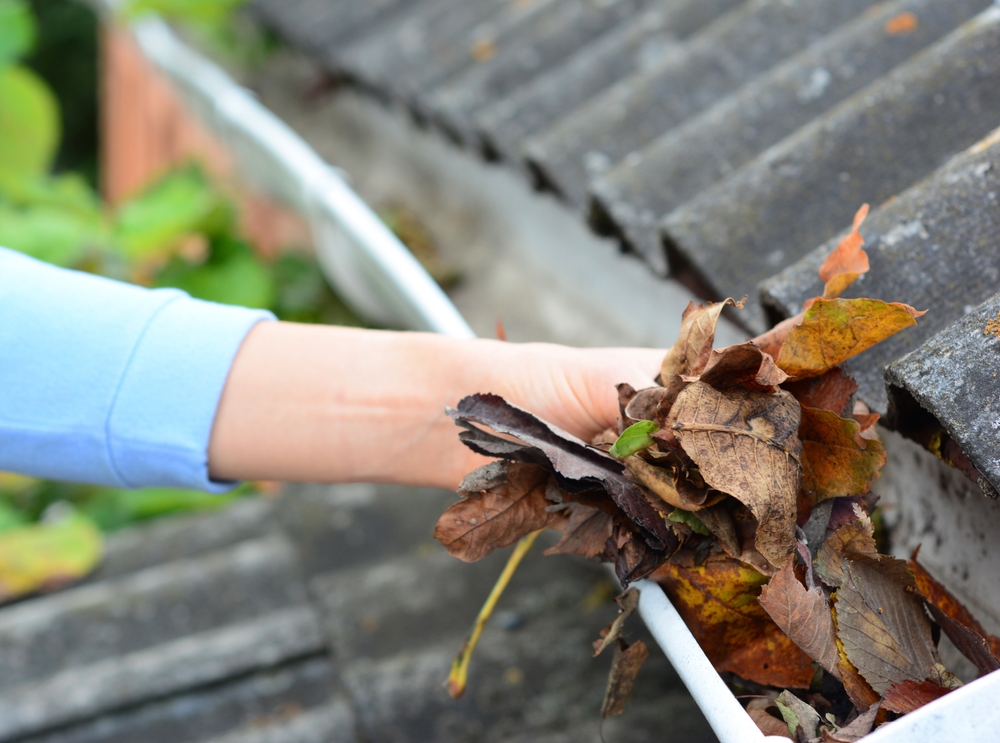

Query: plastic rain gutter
left=120, top=14, right=1000, bottom=743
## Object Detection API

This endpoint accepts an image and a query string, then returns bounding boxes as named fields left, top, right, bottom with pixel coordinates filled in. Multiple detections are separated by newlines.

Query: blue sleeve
left=0, top=247, right=276, bottom=492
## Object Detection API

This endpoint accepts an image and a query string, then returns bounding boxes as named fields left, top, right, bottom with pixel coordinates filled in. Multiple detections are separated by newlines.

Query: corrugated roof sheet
left=248, top=0, right=1000, bottom=496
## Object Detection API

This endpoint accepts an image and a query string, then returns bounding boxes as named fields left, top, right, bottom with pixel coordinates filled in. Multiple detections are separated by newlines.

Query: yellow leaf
left=776, top=298, right=925, bottom=379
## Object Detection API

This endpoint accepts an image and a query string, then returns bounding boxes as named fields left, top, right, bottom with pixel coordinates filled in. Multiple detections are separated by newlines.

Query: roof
left=0, top=488, right=717, bottom=742
left=248, top=0, right=1000, bottom=496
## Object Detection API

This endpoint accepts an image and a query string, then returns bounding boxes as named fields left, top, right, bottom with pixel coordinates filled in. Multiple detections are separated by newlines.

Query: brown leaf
left=776, top=298, right=926, bottom=379
left=754, top=313, right=803, bottom=360
left=624, top=386, right=673, bottom=427
left=835, top=646, right=881, bottom=713
left=653, top=555, right=816, bottom=688
left=882, top=679, right=952, bottom=714
left=667, top=382, right=803, bottom=568
left=544, top=503, right=614, bottom=559
left=623, top=455, right=722, bottom=511
left=594, top=589, right=640, bottom=656
left=822, top=704, right=879, bottom=741
left=908, top=551, right=1000, bottom=675
left=661, top=298, right=743, bottom=383
left=694, top=501, right=741, bottom=558
left=450, top=394, right=677, bottom=552
left=749, top=708, right=793, bottom=739
left=434, top=462, right=559, bottom=562
left=815, top=510, right=878, bottom=587
left=775, top=690, right=822, bottom=741
left=820, top=204, right=870, bottom=299
left=614, top=532, right=666, bottom=586
left=783, top=368, right=859, bottom=417
left=759, top=558, right=841, bottom=678
left=600, top=638, right=649, bottom=718
left=834, top=557, right=938, bottom=695
left=799, top=407, right=886, bottom=506
left=693, top=342, right=789, bottom=391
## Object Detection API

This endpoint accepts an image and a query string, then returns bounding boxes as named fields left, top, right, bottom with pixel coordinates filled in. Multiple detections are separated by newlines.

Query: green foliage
left=123, top=0, right=247, bottom=23
left=0, top=0, right=35, bottom=69
left=0, top=65, right=59, bottom=180
left=609, top=420, right=659, bottom=459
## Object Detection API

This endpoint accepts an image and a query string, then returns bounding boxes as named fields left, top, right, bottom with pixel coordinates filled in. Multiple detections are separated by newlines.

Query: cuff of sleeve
left=106, top=297, right=275, bottom=492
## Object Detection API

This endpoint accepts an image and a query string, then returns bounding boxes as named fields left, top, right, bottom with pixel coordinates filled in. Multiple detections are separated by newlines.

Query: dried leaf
left=815, top=511, right=878, bottom=587
left=0, top=511, right=103, bottom=604
left=601, top=638, right=649, bottom=718
left=623, top=455, right=722, bottom=511
left=661, top=298, right=742, bottom=383
left=822, top=704, right=879, bottom=741
left=694, top=342, right=789, bottom=391
left=593, top=589, right=640, bottom=656
left=783, top=368, right=859, bottom=417
left=544, top=503, right=613, bottom=559
left=434, top=461, right=559, bottom=562
left=882, top=679, right=952, bottom=714
left=695, top=502, right=741, bottom=558
left=834, top=557, right=938, bottom=695
left=754, top=313, right=803, bottom=360
left=834, top=643, right=881, bottom=713
left=653, top=555, right=816, bottom=688
left=799, top=407, right=886, bottom=506
left=908, top=551, right=1000, bottom=674
left=777, top=298, right=926, bottom=379
left=759, top=558, right=841, bottom=678
left=609, top=420, right=659, bottom=459
left=623, top=386, right=672, bottom=427
left=614, top=533, right=666, bottom=587
left=775, top=690, right=822, bottom=741
left=749, top=708, right=793, bottom=739
left=450, top=394, right=677, bottom=551
left=668, top=382, right=802, bottom=568
left=820, top=204, right=870, bottom=299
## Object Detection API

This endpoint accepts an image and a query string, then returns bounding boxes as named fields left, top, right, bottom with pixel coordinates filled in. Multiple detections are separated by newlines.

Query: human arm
left=208, top=322, right=662, bottom=491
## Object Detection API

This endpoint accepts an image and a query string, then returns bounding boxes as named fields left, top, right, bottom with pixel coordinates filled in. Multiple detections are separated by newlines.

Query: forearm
left=207, top=323, right=662, bottom=490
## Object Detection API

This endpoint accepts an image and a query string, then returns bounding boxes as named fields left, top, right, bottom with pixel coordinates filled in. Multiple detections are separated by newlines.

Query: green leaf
left=0, top=509, right=102, bottom=604
left=155, top=239, right=276, bottom=308
left=0, top=65, right=59, bottom=179
left=0, top=171, right=101, bottom=215
left=0, top=500, right=28, bottom=534
left=608, top=420, right=659, bottom=459
left=0, top=202, right=107, bottom=266
left=0, top=0, right=35, bottom=69
left=122, top=0, right=247, bottom=23
left=667, top=509, right=711, bottom=536
left=113, top=166, right=230, bottom=259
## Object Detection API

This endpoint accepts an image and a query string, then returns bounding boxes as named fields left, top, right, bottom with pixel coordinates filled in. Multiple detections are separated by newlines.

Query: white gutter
left=118, top=14, right=1000, bottom=743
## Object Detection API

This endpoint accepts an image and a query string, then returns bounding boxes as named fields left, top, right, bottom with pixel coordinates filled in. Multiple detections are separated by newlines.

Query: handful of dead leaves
left=434, top=206, right=1000, bottom=740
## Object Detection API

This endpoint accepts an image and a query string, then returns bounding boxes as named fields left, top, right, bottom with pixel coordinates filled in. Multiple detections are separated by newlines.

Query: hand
left=208, top=323, right=664, bottom=491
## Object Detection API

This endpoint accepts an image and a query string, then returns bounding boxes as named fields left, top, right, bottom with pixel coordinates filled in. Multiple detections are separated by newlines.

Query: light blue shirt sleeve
left=0, top=246, right=275, bottom=492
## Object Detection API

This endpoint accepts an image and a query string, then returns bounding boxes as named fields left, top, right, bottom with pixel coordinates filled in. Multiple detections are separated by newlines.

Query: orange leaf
left=776, top=298, right=926, bottom=379
left=882, top=680, right=951, bottom=714
left=799, top=407, right=886, bottom=506
left=653, top=555, right=816, bottom=688
left=884, top=12, right=919, bottom=36
left=783, top=367, right=858, bottom=417
left=820, top=204, right=870, bottom=299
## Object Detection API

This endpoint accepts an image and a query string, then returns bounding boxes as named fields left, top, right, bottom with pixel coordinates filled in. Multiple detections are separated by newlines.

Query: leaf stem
left=447, top=529, right=542, bottom=698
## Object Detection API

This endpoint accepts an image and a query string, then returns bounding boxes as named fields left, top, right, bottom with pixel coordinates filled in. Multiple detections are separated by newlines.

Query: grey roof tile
left=423, top=0, right=657, bottom=144
left=330, top=0, right=516, bottom=101
left=22, top=658, right=347, bottom=743
left=473, top=0, right=745, bottom=161
left=662, top=5, right=1000, bottom=333
left=886, top=293, right=1000, bottom=495
left=250, top=0, right=420, bottom=57
left=759, top=127, right=1000, bottom=415
left=0, top=536, right=323, bottom=740
left=522, top=0, right=886, bottom=211
left=590, top=0, right=992, bottom=272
